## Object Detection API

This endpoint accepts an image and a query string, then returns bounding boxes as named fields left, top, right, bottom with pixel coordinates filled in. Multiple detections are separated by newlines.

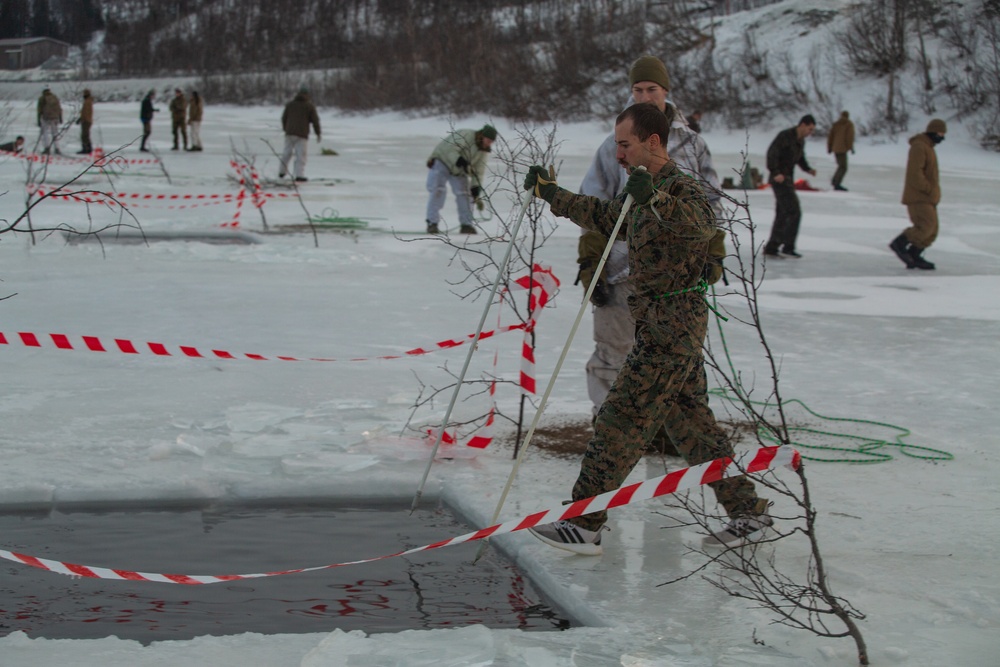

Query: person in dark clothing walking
left=764, top=115, right=817, bottom=258
left=139, top=90, right=158, bottom=152
left=77, top=89, right=94, bottom=154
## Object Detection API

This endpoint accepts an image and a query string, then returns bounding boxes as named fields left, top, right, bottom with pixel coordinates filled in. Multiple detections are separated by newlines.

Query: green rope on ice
left=707, top=285, right=954, bottom=464
left=307, top=208, right=370, bottom=229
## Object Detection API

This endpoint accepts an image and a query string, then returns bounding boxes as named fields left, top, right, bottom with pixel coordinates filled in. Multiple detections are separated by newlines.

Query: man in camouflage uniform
left=525, top=104, right=771, bottom=554
left=577, top=56, right=726, bottom=458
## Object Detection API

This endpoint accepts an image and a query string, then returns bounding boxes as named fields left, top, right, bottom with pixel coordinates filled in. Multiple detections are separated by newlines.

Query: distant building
left=0, top=37, right=70, bottom=70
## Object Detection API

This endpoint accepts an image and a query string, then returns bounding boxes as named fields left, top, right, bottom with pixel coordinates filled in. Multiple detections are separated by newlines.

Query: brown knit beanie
left=628, top=56, right=671, bottom=92
left=926, top=118, right=947, bottom=134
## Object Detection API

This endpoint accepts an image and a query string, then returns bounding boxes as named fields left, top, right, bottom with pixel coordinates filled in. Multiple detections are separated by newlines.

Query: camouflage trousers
left=570, top=307, right=766, bottom=531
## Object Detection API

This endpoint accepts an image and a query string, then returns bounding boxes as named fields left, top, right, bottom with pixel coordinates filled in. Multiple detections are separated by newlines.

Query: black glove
left=623, top=167, right=654, bottom=205
left=470, top=185, right=481, bottom=198
left=523, top=165, right=558, bottom=202
left=426, top=158, right=435, bottom=168
left=456, top=156, right=469, bottom=172
left=589, top=279, right=610, bottom=307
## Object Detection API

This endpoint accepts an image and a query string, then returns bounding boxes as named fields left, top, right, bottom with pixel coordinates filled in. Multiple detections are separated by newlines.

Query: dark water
left=0, top=501, right=572, bottom=643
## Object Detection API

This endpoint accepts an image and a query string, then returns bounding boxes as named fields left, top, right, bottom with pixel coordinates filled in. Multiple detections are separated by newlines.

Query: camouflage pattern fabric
left=548, top=161, right=767, bottom=530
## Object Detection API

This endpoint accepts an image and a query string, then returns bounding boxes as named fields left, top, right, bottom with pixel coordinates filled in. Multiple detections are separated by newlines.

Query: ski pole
left=410, top=190, right=536, bottom=513
left=473, top=173, right=642, bottom=563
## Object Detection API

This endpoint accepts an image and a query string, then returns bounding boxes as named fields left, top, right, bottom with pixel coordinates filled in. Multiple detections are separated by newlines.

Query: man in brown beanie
left=890, top=119, right=947, bottom=270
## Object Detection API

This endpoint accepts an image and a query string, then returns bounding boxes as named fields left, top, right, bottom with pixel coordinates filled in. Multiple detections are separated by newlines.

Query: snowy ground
left=1, top=99, right=999, bottom=666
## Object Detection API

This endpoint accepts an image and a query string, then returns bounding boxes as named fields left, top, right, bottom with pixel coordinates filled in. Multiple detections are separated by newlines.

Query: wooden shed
left=0, top=37, right=70, bottom=70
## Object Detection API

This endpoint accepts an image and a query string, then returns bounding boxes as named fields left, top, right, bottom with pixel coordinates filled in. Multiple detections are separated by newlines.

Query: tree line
left=0, top=0, right=104, bottom=45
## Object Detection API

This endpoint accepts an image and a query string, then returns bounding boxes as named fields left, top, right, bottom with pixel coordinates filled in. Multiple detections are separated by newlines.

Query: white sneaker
left=702, top=514, right=774, bottom=549
left=528, top=520, right=608, bottom=556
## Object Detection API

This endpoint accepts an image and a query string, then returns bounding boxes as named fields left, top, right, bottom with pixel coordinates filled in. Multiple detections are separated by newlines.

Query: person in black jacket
left=763, top=115, right=817, bottom=258
left=139, top=90, right=158, bottom=153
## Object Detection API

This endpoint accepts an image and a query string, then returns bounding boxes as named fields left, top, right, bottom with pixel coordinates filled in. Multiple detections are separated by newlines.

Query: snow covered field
left=1, top=98, right=999, bottom=666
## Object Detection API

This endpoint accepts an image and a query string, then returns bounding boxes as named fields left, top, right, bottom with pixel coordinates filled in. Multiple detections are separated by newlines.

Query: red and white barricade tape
left=29, top=186, right=241, bottom=210
left=3, top=148, right=161, bottom=166
left=0, top=324, right=530, bottom=363
left=512, top=266, right=560, bottom=395
left=424, top=264, right=560, bottom=449
left=0, top=446, right=799, bottom=584
left=28, top=186, right=298, bottom=213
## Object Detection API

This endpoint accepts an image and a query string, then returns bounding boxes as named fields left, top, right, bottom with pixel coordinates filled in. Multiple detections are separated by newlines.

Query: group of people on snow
left=139, top=88, right=204, bottom=153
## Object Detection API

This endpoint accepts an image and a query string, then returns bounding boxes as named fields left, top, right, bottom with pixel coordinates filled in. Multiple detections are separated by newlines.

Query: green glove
left=476, top=198, right=485, bottom=212
left=623, top=167, right=654, bottom=205
left=524, top=165, right=558, bottom=202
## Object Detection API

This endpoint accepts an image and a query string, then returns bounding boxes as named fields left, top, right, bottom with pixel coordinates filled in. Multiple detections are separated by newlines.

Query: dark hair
left=616, top=103, right=673, bottom=145
left=16, top=135, right=25, bottom=141
left=799, top=114, right=817, bottom=126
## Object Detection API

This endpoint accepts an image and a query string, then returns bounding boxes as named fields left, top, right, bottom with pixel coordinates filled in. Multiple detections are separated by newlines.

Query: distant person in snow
left=169, top=88, right=188, bottom=151
left=686, top=109, right=702, bottom=133
left=0, top=135, right=25, bottom=154
left=827, top=110, right=855, bottom=191
left=763, top=114, right=817, bottom=258
left=187, top=90, right=204, bottom=151
left=890, top=118, right=947, bottom=271
left=77, top=89, right=94, bottom=155
left=37, top=87, right=63, bottom=155
left=424, top=124, right=496, bottom=234
left=279, top=86, right=321, bottom=182
left=139, top=90, right=158, bottom=152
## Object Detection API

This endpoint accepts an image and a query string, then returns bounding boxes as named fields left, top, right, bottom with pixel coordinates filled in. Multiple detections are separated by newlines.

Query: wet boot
left=889, top=234, right=915, bottom=268
left=908, top=245, right=935, bottom=270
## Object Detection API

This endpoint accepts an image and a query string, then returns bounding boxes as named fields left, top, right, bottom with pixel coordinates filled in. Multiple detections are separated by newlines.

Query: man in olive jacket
left=425, top=124, right=496, bottom=234
left=763, top=114, right=817, bottom=258
left=827, top=110, right=855, bottom=191
left=279, top=86, right=321, bottom=182
left=169, top=88, right=188, bottom=151
left=890, top=119, right=947, bottom=270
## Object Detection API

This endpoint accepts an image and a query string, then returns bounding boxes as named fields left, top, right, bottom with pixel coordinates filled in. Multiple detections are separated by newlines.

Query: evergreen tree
left=0, top=0, right=32, bottom=39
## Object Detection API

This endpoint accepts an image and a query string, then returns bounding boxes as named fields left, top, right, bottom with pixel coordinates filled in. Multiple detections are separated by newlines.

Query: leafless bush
left=650, top=156, right=870, bottom=664
left=937, top=0, right=1000, bottom=150
left=404, top=122, right=562, bottom=450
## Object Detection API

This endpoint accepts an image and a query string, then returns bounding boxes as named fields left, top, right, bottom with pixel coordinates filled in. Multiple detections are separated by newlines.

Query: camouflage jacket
left=550, top=161, right=715, bottom=326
